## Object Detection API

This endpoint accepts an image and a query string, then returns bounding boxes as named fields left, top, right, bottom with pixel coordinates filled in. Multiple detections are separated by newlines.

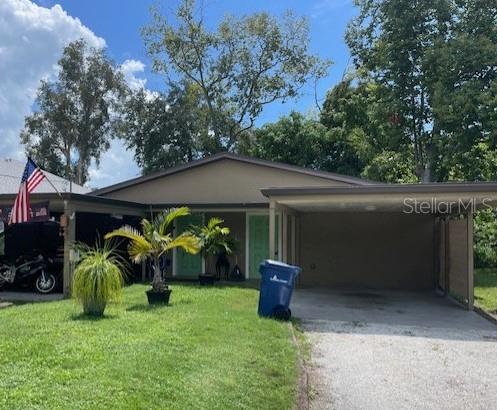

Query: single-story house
left=92, top=153, right=497, bottom=310
left=2, top=153, right=497, bottom=310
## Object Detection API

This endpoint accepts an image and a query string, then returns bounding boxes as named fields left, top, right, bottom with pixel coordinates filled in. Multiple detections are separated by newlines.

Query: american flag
left=9, top=158, right=46, bottom=224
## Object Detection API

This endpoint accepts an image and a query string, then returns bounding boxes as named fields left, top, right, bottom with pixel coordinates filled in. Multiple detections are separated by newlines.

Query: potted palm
left=72, top=242, right=127, bottom=317
left=105, top=207, right=200, bottom=305
left=191, top=218, right=233, bottom=285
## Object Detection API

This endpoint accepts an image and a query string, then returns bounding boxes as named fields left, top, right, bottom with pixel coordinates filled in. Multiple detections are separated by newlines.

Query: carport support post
left=282, top=212, right=288, bottom=263
left=467, top=210, right=474, bottom=310
left=291, top=215, right=296, bottom=265
left=269, top=200, right=276, bottom=260
left=63, top=202, right=76, bottom=298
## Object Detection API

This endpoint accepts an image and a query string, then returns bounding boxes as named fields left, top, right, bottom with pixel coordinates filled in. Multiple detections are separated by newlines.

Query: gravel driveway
left=292, top=289, right=497, bottom=410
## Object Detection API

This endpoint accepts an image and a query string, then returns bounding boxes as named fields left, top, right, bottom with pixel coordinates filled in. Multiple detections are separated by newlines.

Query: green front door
left=248, top=215, right=279, bottom=279
left=175, top=213, right=203, bottom=276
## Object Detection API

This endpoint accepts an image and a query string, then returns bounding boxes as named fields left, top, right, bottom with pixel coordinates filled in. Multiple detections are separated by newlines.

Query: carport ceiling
left=261, top=183, right=497, bottom=213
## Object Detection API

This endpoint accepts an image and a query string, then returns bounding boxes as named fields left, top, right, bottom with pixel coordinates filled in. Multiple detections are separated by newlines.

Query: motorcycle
left=0, top=254, right=59, bottom=294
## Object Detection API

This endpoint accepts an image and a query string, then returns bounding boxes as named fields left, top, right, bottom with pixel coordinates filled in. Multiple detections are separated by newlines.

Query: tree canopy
left=346, top=0, right=497, bottom=182
left=21, top=39, right=125, bottom=185
left=142, top=0, right=329, bottom=155
left=117, top=82, right=211, bottom=174
left=240, top=111, right=328, bottom=170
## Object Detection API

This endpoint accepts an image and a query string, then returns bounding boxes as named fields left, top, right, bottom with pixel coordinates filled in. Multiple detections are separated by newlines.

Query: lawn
left=474, top=269, right=497, bottom=312
left=0, top=284, right=298, bottom=410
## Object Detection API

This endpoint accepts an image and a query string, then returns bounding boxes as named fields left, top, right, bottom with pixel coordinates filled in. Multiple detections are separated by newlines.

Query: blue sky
left=35, top=0, right=358, bottom=123
left=1, top=0, right=357, bottom=187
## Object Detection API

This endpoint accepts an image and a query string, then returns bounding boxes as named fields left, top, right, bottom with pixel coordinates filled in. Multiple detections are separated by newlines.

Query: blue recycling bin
left=258, top=260, right=301, bottom=320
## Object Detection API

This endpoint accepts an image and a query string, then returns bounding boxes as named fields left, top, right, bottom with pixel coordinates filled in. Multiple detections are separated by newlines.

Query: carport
left=261, top=182, right=497, bottom=310
left=0, top=192, right=146, bottom=296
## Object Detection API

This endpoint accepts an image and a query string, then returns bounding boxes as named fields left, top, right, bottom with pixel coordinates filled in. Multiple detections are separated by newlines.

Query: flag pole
left=39, top=169, right=64, bottom=200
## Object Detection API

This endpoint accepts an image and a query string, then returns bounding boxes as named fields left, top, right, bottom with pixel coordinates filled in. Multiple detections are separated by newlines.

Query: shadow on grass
left=159, top=278, right=260, bottom=290
left=126, top=303, right=170, bottom=312
left=70, top=312, right=117, bottom=321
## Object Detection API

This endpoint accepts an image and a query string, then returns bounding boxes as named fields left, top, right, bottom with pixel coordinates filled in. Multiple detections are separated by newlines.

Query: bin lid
left=260, top=259, right=301, bottom=273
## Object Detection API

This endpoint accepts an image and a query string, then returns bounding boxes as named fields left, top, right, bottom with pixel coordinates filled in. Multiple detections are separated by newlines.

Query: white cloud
left=0, top=0, right=145, bottom=188
left=0, top=0, right=104, bottom=162
left=88, top=139, right=140, bottom=190
left=120, top=59, right=147, bottom=91
left=119, top=59, right=158, bottom=101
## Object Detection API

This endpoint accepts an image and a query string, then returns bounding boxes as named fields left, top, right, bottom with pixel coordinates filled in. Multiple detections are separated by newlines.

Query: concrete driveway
left=292, top=289, right=497, bottom=410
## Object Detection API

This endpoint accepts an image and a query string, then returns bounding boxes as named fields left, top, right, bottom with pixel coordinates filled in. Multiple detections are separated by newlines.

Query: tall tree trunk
left=76, top=158, right=84, bottom=186
left=421, top=161, right=432, bottom=183
left=64, top=150, right=72, bottom=183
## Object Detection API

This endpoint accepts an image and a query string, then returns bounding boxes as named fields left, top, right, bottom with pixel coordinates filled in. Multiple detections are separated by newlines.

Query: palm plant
left=104, top=207, right=200, bottom=293
left=192, top=217, right=233, bottom=258
left=191, top=218, right=235, bottom=280
left=72, top=242, right=127, bottom=316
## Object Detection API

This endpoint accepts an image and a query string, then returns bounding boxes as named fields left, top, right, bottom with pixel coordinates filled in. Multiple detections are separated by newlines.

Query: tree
left=346, top=0, right=454, bottom=182
left=142, top=0, right=330, bottom=152
left=117, top=82, right=211, bottom=174
left=240, top=112, right=328, bottom=170
left=21, top=39, right=125, bottom=185
left=346, top=0, right=497, bottom=183
left=428, top=1, right=497, bottom=181
left=319, top=77, right=417, bottom=181
left=105, top=207, right=200, bottom=292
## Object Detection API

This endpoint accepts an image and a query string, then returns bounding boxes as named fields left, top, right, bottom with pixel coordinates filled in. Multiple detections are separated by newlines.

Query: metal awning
left=261, top=182, right=497, bottom=213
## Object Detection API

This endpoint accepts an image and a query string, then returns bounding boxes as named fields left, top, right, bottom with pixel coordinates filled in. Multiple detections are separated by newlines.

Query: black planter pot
left=198, top=274, right=216, bottom=286
left=146, top=288, right=172, bottom=305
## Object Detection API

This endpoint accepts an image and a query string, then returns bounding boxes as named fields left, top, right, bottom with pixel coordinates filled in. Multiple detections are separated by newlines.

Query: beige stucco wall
left=299, top=212, right=436, bottom=290
left=101, top=159, right=351, bottom=204
left=447, top=218, right=470, bottom=302
left=204, top=212, right=246, bottom=277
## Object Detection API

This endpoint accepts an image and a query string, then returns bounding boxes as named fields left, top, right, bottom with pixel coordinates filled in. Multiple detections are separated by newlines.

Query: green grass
left=0, top=284, right=298, bottom=410
left=474, top=269, right=497, bottom=312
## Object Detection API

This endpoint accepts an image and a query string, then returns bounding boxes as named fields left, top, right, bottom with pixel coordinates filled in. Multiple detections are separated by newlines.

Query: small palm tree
left=191, top=217, right=234, bottom=280
left=105, top=207, right=200, bottom=292
left=192, top=217, right=233, bottom=258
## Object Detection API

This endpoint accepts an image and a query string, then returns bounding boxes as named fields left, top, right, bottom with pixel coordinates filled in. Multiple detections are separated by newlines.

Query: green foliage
left=240, top=112, right=329, bottom=170
left=320, top=78, right=408, bottom=179
left=105, top=207, right=200, bottom=290
left=361, top=151, right=417, bottom=183
left=346, top=0, right=497, bottom=182
left=72, top=242, right=127, bottom=316
left=142, top=0, right=330, bottom=152
left=0, top=284, right=298, bottom=409
left=190, top=217, right=233, bottom=258
left=117, top=82, right=212, bottom=174
left=474, top=210, right=497, bottom=268
left=21, top=39, right=125, bottom=185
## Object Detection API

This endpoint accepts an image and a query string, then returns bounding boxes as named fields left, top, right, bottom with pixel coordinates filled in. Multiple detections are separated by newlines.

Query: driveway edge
left=288, top=322, right=310, bottom=410
left=474, top=306, right=497, bottom=325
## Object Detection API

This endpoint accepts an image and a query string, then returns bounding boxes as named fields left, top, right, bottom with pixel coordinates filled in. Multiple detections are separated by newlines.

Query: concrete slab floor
left=0, top=291, right=63, bottom=303
left=292, top=289, right=497, bottom=410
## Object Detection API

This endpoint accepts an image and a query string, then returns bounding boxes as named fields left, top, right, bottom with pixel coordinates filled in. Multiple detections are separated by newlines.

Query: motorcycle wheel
left=35, top=272, right=56, bottom=294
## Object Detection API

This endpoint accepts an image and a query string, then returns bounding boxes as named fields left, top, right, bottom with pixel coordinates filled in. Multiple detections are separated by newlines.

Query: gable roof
left=0, top=158, right=89, bottom=195
left=92, top=153, right=373, bottom=196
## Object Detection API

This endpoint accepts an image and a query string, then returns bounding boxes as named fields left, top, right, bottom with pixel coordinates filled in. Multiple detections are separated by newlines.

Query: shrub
left=72, top=242, right=127, bottom=316
left=474, top=209, right=497, bottom=268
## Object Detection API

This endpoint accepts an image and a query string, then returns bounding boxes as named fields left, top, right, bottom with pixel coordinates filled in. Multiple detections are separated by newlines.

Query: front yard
left=0, top=284, right=298, bottom=409
left=474, top=269, right=497, bottom=313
